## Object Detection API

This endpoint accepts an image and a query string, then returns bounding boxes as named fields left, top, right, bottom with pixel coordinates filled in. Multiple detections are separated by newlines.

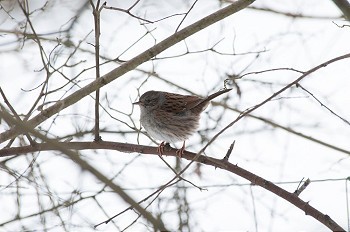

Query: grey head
left=133, top=91, right=164, bottom=111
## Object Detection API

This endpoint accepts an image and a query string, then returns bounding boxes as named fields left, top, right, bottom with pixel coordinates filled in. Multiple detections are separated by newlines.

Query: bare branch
left=202, top=52, right=350, bottom=152
left=332, top=0, right=350, bottom=21
left=0, top=140, right=344, bottom=231
left=0, top=0, right=255, bottom=144
left=0, top=105, right=167, bottom=231
left=89, top=0, right=104, bottom=142
left=296, top=83, right=350, bottom=126
left=293, top=178, right=311, bottom=196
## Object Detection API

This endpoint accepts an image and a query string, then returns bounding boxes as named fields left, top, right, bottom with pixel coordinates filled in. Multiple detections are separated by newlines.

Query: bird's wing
left=161, top=92, right=203, bottom=114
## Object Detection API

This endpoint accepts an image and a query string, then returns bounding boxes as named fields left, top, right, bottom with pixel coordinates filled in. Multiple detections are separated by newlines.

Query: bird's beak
left=133, top=101, right=140, bottom=105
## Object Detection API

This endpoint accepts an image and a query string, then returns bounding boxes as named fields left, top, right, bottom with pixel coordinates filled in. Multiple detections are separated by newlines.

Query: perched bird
left=133, top=89, right=231, bottom=156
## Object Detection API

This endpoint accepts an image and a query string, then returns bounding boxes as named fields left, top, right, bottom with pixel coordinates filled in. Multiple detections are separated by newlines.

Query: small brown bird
left=133, top=89, right=231, bottom=156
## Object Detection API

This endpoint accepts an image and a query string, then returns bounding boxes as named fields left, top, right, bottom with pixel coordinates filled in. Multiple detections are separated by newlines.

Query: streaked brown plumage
left=133, top=89, right=231, bottom=156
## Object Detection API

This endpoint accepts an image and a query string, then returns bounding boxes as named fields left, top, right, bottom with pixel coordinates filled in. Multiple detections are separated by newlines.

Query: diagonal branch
left=0, top=0, right=255, bottom=144
left=202, top=52, right=350, bottom=152
left=0, top=106, right=167, bottom=231
left=211, top=101, right=350, bottom=156
left=0, top=140, right=345, bottom=231
left=332, top=0, right=350, bottom=21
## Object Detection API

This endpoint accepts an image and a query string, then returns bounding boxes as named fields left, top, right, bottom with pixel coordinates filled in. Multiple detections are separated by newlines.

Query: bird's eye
left=144, top=99, right=154, bottom=106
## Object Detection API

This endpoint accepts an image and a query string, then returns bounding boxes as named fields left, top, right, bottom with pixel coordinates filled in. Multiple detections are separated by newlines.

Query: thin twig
left=0, top=140, right=344, bottom=231
left=0, top=0, right=255, bottom=143
left=90, top=0, right=104, bottom=141
left=0, top=105, right=167, bottom=231
left=296, top=83, right=350, bottom=126
left=202, top=52, right=350, bottom=152
left=293, top=178, right=311, bottom=196
left=103, top=0, right=152, bottom=23
left=0, top=87, right=36, bottom=146
left=223, top=140, right=235, bottom=161
left=175, top=0, right=199, bottom=32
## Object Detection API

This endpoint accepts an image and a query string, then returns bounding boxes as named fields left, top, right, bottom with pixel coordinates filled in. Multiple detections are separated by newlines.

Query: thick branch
left=0, top=141, right=345, bottom=231
left=332, top=0, right=350, bottom=20
left=0, top=109, right=167, bottom=231
left=0, top=0, right=255, bottom=144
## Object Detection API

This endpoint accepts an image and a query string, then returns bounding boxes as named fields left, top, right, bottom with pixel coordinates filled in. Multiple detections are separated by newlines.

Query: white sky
left=0, top=0, right=349, bottom=231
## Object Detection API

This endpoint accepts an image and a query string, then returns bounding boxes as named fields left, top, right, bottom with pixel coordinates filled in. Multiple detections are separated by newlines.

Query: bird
left=133, top=88, right=231, bottom=156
